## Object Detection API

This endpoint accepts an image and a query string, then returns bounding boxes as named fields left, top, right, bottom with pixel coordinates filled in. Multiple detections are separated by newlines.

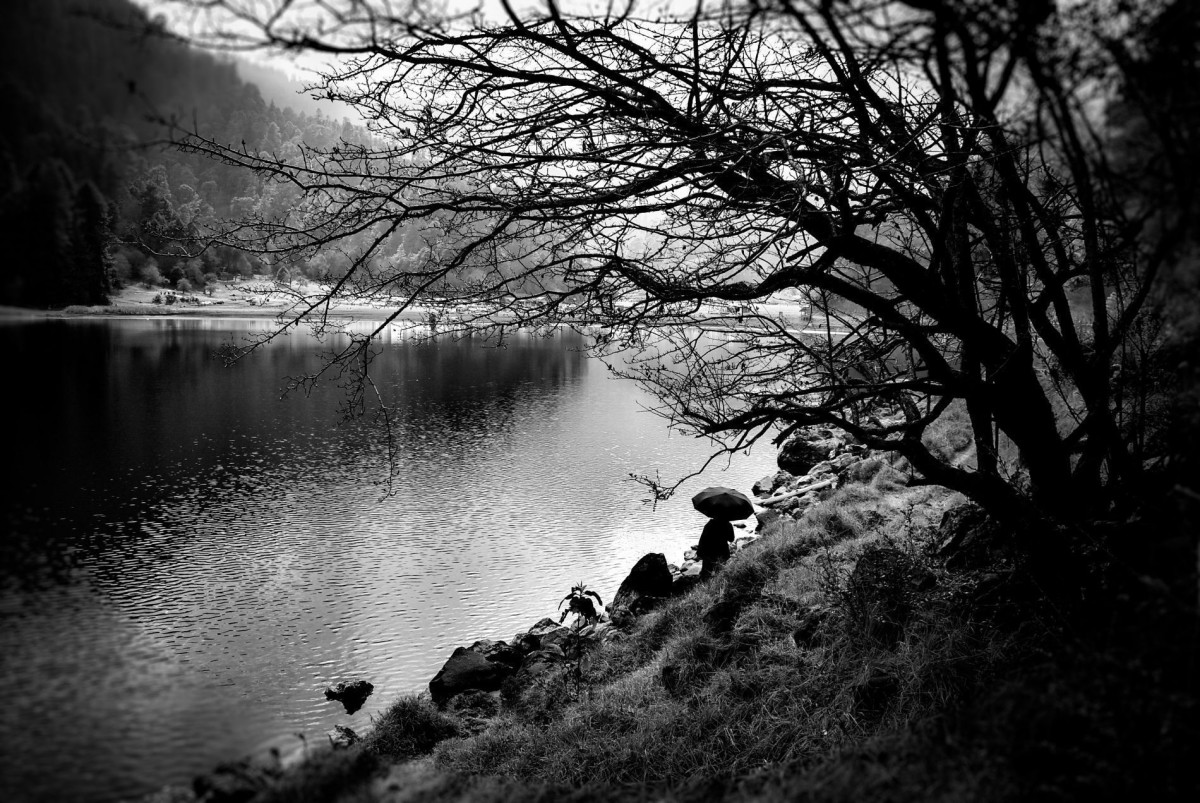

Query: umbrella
left=691, top=486, right=754, bottom=520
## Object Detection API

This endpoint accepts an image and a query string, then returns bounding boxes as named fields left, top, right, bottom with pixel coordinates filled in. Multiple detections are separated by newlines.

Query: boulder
left=755, top=508, right=783, bottom=532
left=524, top=618, right=572, bottom=648
left=830, top=452, right=859, bottom=471
left=611, top=553, right=674, bottom=615
left=807, top=460, right=836, bottom=477
left=469, top=639, right=525, bottom=671
left=577, top=621, right=615, bottom=641
left=752, top=471, right=792, bottom=497
left=528, top=644, right=566, bottom=661
left=504, top=647, right=569, bottom=700
left=323, top=680, right=374, bottom=714
left=777, top=436, right=828, bottom=476
left=513, top=632, right=541, bottom=654
left=429, top=647, right=514, bottom=707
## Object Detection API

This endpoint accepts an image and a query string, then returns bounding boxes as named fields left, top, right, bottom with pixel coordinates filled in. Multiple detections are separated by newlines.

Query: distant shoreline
left=3, top=279, right=846, bottom=334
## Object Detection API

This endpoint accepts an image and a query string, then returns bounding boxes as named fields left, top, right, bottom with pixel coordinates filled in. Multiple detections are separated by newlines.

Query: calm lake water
left=0, top=317, right=775, bottom=803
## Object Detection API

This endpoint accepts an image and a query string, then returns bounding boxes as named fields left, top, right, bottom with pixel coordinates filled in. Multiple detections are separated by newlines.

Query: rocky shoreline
left=407, top=418, right=905, bottom=713
left=184, top=420, right=906, bottom=803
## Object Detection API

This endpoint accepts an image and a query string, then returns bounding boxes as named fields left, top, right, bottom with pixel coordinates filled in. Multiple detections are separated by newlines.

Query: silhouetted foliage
left=160, top=1, right=1195, bottom=540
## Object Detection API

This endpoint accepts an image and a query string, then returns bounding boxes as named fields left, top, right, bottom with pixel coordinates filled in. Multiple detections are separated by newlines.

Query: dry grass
left=421, top=479, right=1016, bottom=801
left=251, top=405, right=1199, bottom=802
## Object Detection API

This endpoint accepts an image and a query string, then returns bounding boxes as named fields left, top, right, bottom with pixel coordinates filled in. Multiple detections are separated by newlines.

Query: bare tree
left=161, top=0, right=1182, bottom=527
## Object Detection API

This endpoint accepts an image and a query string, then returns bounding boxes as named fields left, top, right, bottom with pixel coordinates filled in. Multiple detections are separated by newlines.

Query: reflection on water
left=0, top=318, right=774, bottom=803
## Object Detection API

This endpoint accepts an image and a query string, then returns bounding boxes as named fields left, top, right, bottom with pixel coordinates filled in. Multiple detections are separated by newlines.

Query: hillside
left=0, top=0, right=369, bottom=308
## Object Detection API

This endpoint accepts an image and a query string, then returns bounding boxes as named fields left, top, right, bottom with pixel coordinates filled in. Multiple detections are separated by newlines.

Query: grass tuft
left=366, top=696, right=464, bottom=761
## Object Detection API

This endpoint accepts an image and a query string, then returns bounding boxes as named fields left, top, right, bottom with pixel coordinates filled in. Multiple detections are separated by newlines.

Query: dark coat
left=697, top=519, right=735, bottom=562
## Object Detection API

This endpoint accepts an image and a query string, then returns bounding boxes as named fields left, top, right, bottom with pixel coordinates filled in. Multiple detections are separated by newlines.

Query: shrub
left=138, top=259, right=165, bottom=287
left=366, top=696, right=462, bottom=761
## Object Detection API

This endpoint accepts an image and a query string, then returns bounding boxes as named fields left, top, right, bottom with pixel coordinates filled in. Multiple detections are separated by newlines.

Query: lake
left=0, top=317, right=775, bottom=803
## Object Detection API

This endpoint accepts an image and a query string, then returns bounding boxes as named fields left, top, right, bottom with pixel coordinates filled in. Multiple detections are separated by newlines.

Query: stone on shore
left=524, top=617, right=572, bottom=648
left=468, top=639, right=525, bottom=670
left=610, top=553, right=674, bottom=620
left=429, top=647, right=514, bottom=707
left=778, top=434, right=842, bottom=475
left=752, top=470, right=792, bottom=496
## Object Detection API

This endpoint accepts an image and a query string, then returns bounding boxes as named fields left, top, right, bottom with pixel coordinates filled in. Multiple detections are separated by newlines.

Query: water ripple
left=0, top=320, right=776, bottom=803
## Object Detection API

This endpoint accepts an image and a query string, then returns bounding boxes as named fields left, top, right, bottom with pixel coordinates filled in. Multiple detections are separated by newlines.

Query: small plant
left=559, top=582, right=604, bottom=628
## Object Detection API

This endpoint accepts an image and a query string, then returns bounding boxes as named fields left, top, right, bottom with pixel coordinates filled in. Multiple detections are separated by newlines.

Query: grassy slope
left=146, top=407, right=1196, bottom=803
left=279, top=471, right=1194, bottom=802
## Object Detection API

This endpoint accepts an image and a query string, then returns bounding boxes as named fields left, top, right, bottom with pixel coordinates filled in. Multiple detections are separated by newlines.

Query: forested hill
left=0, top=0, right=366, bottom=307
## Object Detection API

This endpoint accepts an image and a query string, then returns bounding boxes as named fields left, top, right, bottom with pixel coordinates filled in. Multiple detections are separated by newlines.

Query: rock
left=777, top=436, right=827, bottom=475
left=327, top=725, right=359, bottom=749
left=577, top=622, right=614, bottom=641
left=513, top=632, right=541, bottom=654
left=324, top=680, right=374, bottom=714
left=752, top=471, right=792, bottom=496
left=683, top=547, right=699, bottom=562
left=830, top=452, right=859, bottom=471
left=526, top=617, right=560, bottom=636
left=808, top=460, right=836, bottom=476
left=469, top=639, right=525, bottom=671
left=429, top=647, right=514, bottom=707
left=525, top=618, right=572, bottom=648
left=504, top=646, right=569, bottom=699
left=193, top=760, right=280, bottom=803
left=755, top=508, right=782, bottom=532
left=777, top=435, right=842, bottom=475
left=528, top=644, right=566, bottom=661
left=611, top=553, right=674, bottom=616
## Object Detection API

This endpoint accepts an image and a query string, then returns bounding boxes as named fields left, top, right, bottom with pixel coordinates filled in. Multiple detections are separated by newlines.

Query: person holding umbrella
left=691, top=486, right=755, bottom=579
